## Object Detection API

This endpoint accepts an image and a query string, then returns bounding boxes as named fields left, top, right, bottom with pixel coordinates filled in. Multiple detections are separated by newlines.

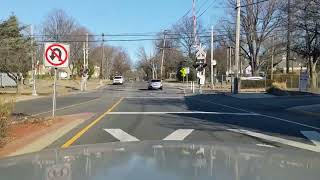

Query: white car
left=148, top=79, right=163, bottom=90
left=113, top=76, right=124, bottom=85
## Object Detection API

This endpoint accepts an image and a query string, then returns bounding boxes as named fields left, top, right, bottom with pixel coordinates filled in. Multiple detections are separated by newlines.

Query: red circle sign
left=45, top=44, right=68, bottom=66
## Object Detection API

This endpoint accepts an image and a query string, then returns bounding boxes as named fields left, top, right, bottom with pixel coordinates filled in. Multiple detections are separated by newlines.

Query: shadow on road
left=126, top=94, right=318, bottom=141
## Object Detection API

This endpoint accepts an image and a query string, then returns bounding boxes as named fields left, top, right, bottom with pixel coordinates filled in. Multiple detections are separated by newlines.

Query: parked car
left=113, top=76, right=124, bottom=85
left=148, top=79, right=163, bottom=90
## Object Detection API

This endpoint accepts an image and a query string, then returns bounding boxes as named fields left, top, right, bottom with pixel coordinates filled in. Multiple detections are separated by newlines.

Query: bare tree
left=173, top=16, right=207, bottom=58
left=222, top=0, right=283, bottom=75
left=68, top=26, right=91, bottom=76
left=42, top=9, right=76, bottom=41
left=291, top=0, right=320, bottom=88
left=111, top=48, right=131, bottom=77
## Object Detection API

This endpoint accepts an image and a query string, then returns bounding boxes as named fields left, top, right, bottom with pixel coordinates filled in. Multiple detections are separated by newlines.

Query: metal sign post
left=44, top=43, right=70, bottom=119
left=52, top=68, right=57, bottom=118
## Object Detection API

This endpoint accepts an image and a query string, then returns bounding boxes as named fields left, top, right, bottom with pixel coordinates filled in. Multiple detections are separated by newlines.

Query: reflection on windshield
left=0, top=142, right=319, bottom=180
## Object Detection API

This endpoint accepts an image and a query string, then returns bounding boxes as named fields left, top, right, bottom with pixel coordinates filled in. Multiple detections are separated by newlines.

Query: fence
left=210, top=73, right=320, bottom=93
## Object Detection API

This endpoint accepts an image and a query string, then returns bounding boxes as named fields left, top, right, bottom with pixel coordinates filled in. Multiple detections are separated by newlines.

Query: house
left=0, top=73, right=17, bottom=87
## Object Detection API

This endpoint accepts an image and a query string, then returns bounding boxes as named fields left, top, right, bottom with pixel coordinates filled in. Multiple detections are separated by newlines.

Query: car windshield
left=1, top=0, right=320, bottom=179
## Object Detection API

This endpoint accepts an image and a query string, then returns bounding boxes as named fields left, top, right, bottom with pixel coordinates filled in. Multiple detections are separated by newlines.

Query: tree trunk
left=16, top=80, right=21, bottom=95
left=310, top=61, right=317, bottom=89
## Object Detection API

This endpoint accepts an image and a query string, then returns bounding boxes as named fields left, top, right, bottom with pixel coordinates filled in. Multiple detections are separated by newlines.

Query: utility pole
left=83, top=42, right=86, bottom=67
left=30, top=25, right=37, bottom=96
left=81, top=33, right=89, bottom=91
left=211, top=26, right=214, bottom=88
left=229, top=47, right=232, bottom=74
left=160, top=30, right=166, bottom=80
left=192, top=0, right=197, bottom=44
left=86, top=33, right=89, bottom=67
left=286, top=0, right=291, bottom=74
left=100, top=33, right=104, bottom=80
left=271, top=36, right=275, bottom=80
left=234, top=0, right=241, bottom=94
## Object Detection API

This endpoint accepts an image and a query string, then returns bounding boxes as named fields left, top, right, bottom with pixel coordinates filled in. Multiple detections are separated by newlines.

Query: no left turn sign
left=44, top=43, right=70, bottom=68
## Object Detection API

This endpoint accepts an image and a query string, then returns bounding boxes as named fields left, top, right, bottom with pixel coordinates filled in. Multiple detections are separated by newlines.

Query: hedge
left=241, top=80, right=274, bottom=89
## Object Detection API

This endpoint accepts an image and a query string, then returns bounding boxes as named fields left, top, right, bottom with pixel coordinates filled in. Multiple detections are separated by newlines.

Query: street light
left=28, top=24, right=37, bottom=96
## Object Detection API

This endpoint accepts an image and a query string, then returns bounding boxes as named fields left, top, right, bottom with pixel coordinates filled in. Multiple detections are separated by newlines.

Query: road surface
left=14, top=81, right=320, bottom=152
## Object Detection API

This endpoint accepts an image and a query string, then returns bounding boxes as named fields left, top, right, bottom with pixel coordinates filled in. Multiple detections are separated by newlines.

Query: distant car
left=148, top=79, right=163, bottom=90
left=113, top=76, right=124, bottom=85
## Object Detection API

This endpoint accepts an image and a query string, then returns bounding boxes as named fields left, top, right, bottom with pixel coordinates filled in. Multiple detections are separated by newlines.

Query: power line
left=196, top=0, right=210, bottom=15
left=240, top=0, right=270, bottom=8
left=197, top=0, right=218, bottom=18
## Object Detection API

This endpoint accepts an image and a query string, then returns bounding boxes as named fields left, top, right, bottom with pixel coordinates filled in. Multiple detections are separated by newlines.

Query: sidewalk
left=287, top=104, right=320, bottom=117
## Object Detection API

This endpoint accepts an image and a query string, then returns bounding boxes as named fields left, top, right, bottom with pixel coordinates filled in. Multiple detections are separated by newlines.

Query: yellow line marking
left=60, top=97, right=124, bottom=148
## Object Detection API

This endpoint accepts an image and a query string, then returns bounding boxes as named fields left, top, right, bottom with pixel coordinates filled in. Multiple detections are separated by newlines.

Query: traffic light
left=194, top=59, right=207, bottom=72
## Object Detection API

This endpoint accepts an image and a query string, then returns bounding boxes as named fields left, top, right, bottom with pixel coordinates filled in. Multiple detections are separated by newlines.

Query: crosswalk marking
left=228, top=129, right=320, bottom=152
left=104, top=129, right=139, bottom=142
left=163, top=129, right=194, bottom=141
left=301, top=131, right=320, bottom=147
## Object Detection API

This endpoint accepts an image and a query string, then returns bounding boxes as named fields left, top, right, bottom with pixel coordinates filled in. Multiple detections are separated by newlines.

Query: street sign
left=44, top=43, right=70, bottom=68
left=299, top=71, right=309, bottom=91
left=196, top=44, right=206, bottom=60
left=180, top=68, right=187, bottom=78
left=186, top=67, right=190, bottom=74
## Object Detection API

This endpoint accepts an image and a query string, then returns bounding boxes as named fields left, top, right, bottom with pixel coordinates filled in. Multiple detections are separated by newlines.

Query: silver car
left=148, top=79, right=163, bottom=90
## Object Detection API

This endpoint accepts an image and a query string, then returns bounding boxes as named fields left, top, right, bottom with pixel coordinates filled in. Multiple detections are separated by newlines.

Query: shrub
left=266, top=82, right=288, bottom=96
left=272, top=74, right=299, bottom=88
left=241, top=80, right=274, bottom=89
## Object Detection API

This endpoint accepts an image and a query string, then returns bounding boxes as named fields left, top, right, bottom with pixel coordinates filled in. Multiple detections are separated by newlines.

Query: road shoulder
left=0, top=113, right=94, bottom=158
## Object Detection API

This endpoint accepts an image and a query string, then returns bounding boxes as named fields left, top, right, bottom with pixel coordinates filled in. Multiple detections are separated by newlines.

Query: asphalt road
left=14, top=81, right=320, bottom=153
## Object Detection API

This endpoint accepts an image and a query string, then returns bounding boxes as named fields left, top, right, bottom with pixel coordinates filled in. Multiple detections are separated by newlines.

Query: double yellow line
left=61, top=97, right=124, bottom=148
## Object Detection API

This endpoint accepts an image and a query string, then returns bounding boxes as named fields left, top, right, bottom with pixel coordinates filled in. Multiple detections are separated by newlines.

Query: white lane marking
left=30, top=98, right=100, bottom=117
left=301, top=131, right=320, bottom=147
left=104, top=129, right=139, bottom=142
left=107, top=111, right=258, bottom=116
left=163, top=129, right=194, bottom=141
left=256, top=144, right=275, bottom=148
left=125, top=97, right=184, bottom=99
left=194, top=98, right=320, bottom=131
left=228, top=129, right=320, bottom=152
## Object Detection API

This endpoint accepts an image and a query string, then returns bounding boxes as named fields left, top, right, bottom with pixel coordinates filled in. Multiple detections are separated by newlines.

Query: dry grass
left=0, top=79, right=104, bottom=96
left=271, top=82, right=287, bottom=90
left=0, top=97, right=15, bottom=147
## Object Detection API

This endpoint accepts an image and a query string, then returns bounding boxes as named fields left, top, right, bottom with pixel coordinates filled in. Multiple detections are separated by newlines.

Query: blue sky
left=0, top=0, right=225, bottom=63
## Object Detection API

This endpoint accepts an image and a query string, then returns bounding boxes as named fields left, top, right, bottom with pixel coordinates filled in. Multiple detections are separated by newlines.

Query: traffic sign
left=186, top=67, right=190, bottom=74
left=180, top=68, right=187, bottom=78
left=44, top=43, right=70, bottom=68
left=196, top=44, right=206, bottom=60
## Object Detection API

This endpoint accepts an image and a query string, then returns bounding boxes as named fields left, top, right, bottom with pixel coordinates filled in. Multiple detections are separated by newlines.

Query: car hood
left=0, top=141, right=319, bottom=180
